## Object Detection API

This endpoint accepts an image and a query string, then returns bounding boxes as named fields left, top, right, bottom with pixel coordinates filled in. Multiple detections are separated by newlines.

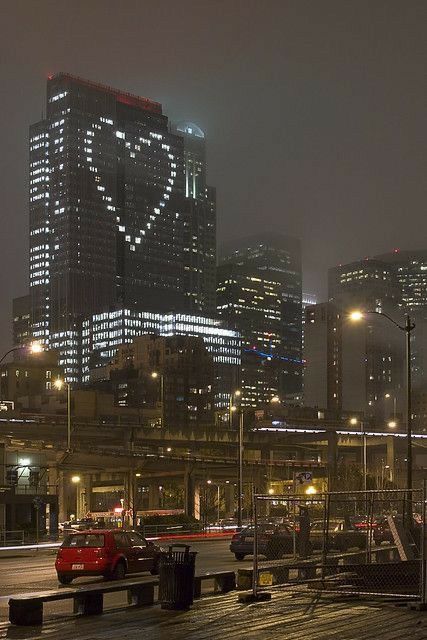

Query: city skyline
left=1, top=1, right=426, bottom=356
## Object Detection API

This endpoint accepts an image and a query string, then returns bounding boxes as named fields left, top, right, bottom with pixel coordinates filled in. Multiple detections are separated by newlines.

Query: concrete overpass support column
left=148, top=483, right=161, bottom=510
left=184, top=470, right=195, bottom=518
left=55, top=470, right=67, bottom=524
left=224, top=483, right=235, bottom=518
left=386, top=436, right=395, bottom=484
left=77, top=474, right=91, bottom=519
left=327, top=432, right=338, bottom=492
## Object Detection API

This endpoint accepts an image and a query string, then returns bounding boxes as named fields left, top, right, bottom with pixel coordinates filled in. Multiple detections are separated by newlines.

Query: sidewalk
left=0, top=589, right=425, bottom=640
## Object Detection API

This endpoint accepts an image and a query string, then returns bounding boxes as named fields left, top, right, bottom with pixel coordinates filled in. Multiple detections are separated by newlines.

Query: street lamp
left=385, top=393, right=397, bottom=421
left=0, top=341, right=43, bottom=366
left=54, top=378, right=71, bottom=451
left=350, top=309, right=415, bottom=522
left=151, top=371, right=164, bottom=427
left=229, top=389, right=241, bottom=427
left=388, top=420, right=397, bottom=429
left=350, top=417, right=367, bottom=491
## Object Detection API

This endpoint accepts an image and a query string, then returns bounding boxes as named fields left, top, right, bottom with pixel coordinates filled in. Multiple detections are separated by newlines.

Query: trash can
left=159, top=544, right=197, bottom=610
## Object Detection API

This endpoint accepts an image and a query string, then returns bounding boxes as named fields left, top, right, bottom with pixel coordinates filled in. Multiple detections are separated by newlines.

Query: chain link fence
left=240, top=488, right=426, bottom=602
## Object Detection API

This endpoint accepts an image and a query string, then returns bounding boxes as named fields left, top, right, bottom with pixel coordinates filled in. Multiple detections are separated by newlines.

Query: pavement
left=0, top=538, right=250, bottom=620
left=0, top=588, right=426, bottom=640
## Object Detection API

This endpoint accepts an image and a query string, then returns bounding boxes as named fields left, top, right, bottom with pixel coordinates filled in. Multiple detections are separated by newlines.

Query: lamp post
left=54, top=378, right=71, bottom=451
left=350, top=310, right=415, bottom=522
left=151, top=371, right=164, bottom=427
left=71, top=475, right=81, bottom=520
left=350, top=417, right=367, bottom=492
left=385, top=393, right=397, bottom=421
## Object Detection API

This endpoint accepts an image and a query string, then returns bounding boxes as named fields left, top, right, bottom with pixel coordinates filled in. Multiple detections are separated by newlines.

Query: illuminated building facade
left=29, top=73, right=187, bottom=379
left=81, top=310, right=240, bottom=408
left=174, top=122, right=216, bottom=316
left=217, top=235, right=302, bottom=406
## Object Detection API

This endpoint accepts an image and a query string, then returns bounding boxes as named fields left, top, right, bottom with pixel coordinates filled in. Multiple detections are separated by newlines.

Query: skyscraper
left=325, top=258, right=405, bottom=421
left=29, top=73, right=187, bottom=378
left=217, top=234, right=302, bottom=406
left=174, top=123, right=216, bottom=316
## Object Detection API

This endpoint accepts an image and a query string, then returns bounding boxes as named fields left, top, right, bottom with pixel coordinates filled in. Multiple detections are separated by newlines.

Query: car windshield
left=62, top=534, right=105, bottom=548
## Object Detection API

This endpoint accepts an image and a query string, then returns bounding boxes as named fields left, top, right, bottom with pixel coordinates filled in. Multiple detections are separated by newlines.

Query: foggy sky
left=0, top=0, right=426, bottom=355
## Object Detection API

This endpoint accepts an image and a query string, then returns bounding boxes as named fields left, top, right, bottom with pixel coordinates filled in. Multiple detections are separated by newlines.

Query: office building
left=174, top=122, right=216, bottom=316
left=12, top=295, right=31, bottom=348
left=217, top=234, right=302, bottom=406
left=322, top=258, right=407, bottom=422
left=29, top=73, right=188, bottom=379
left=304, top=302, right=404, bottom=422
left=81, top=310, right=240, bottom=408
left=373, top=250, right=427, bottom=386
left=107, top=334, right=215, bottom=430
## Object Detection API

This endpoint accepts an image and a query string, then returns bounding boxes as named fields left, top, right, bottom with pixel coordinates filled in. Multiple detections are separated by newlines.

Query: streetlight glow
left=234, top=390, right=241, bottom=397
left=151, top=371, right=159, bottom=379
left=349, top=310, right=364, bottom=322
left=54, top=378, right=64, bottom=390
left=388, top=420, right=397, bottom=428
left=71, top=475, right=81, bottom=484
left=305, top=485, right=317, bottom=495
left=349, top=417, right=358, bottom=426
left=29, top=342, right=43, bottom=354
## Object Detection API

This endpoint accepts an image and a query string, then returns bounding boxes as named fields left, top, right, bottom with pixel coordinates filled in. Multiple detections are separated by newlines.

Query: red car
left=55, top=529, right=162, bottom=585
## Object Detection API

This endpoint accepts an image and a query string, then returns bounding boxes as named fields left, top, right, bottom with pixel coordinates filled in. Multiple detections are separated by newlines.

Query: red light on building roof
left=394, top=248, right=400, bottom=253
left=47, top=74, right=54, bottom=80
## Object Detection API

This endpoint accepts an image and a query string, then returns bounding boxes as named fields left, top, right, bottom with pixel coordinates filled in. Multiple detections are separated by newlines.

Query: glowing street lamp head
left=207, top=479, right=212, bottom=485
left=388, top=420, right=397, bottom=428
left=349, top=417, right=358, bottom=426
left=230, top=405, right=237, bottom=412
left=151, top=371, right=159, bottom=379
left=71, top=475, right=81, bottom=484
left=234, top=390, right=241, bottom=397
left=385, top=393, right=391, bottom=399
left=349, top=310, right=364, bottom=322
left=54, top=378, right=64, bottom=390
left=29, top=341, right=43, bottom=354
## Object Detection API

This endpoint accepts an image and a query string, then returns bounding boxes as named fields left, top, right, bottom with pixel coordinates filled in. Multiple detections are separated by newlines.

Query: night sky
left=1, top=0, right=426, bottom=355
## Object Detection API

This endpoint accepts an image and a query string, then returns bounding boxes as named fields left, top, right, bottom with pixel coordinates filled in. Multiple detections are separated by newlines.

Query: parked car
left=310, top=519, right=367, bottom=552
left=230, top=522, right=294, bottom=560
left=373, top=515, right=422, bottom=546
left=55, top=529, right=163, bottom=585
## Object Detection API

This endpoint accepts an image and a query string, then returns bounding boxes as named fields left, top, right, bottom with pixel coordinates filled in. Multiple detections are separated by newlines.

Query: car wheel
left=234, top=553, right=245, bottom=561
left=111, top=561, right=126, bottom=580
left=57, top=574, right=73, bottom=585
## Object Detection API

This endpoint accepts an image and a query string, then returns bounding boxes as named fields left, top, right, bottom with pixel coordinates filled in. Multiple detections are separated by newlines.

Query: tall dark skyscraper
left=326, top=258, right=405, bottom=421
left=29, top=74, right=188, bottom=377
left=217, top=234, right=302, bottom=406
left=174, top=122, right=216, bottom=316
left=26, top=74, right=220, bottom=380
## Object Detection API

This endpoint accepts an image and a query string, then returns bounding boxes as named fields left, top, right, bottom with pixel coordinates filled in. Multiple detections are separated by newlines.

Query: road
left=0, top=538, right=250, bottom=621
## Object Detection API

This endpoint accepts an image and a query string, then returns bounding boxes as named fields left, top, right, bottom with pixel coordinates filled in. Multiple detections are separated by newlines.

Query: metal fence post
left=252, top=492, right=258, bottom=600
left=322, top=494, right=330, bottom=578
left=421, top=481, right=427, bottom=605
